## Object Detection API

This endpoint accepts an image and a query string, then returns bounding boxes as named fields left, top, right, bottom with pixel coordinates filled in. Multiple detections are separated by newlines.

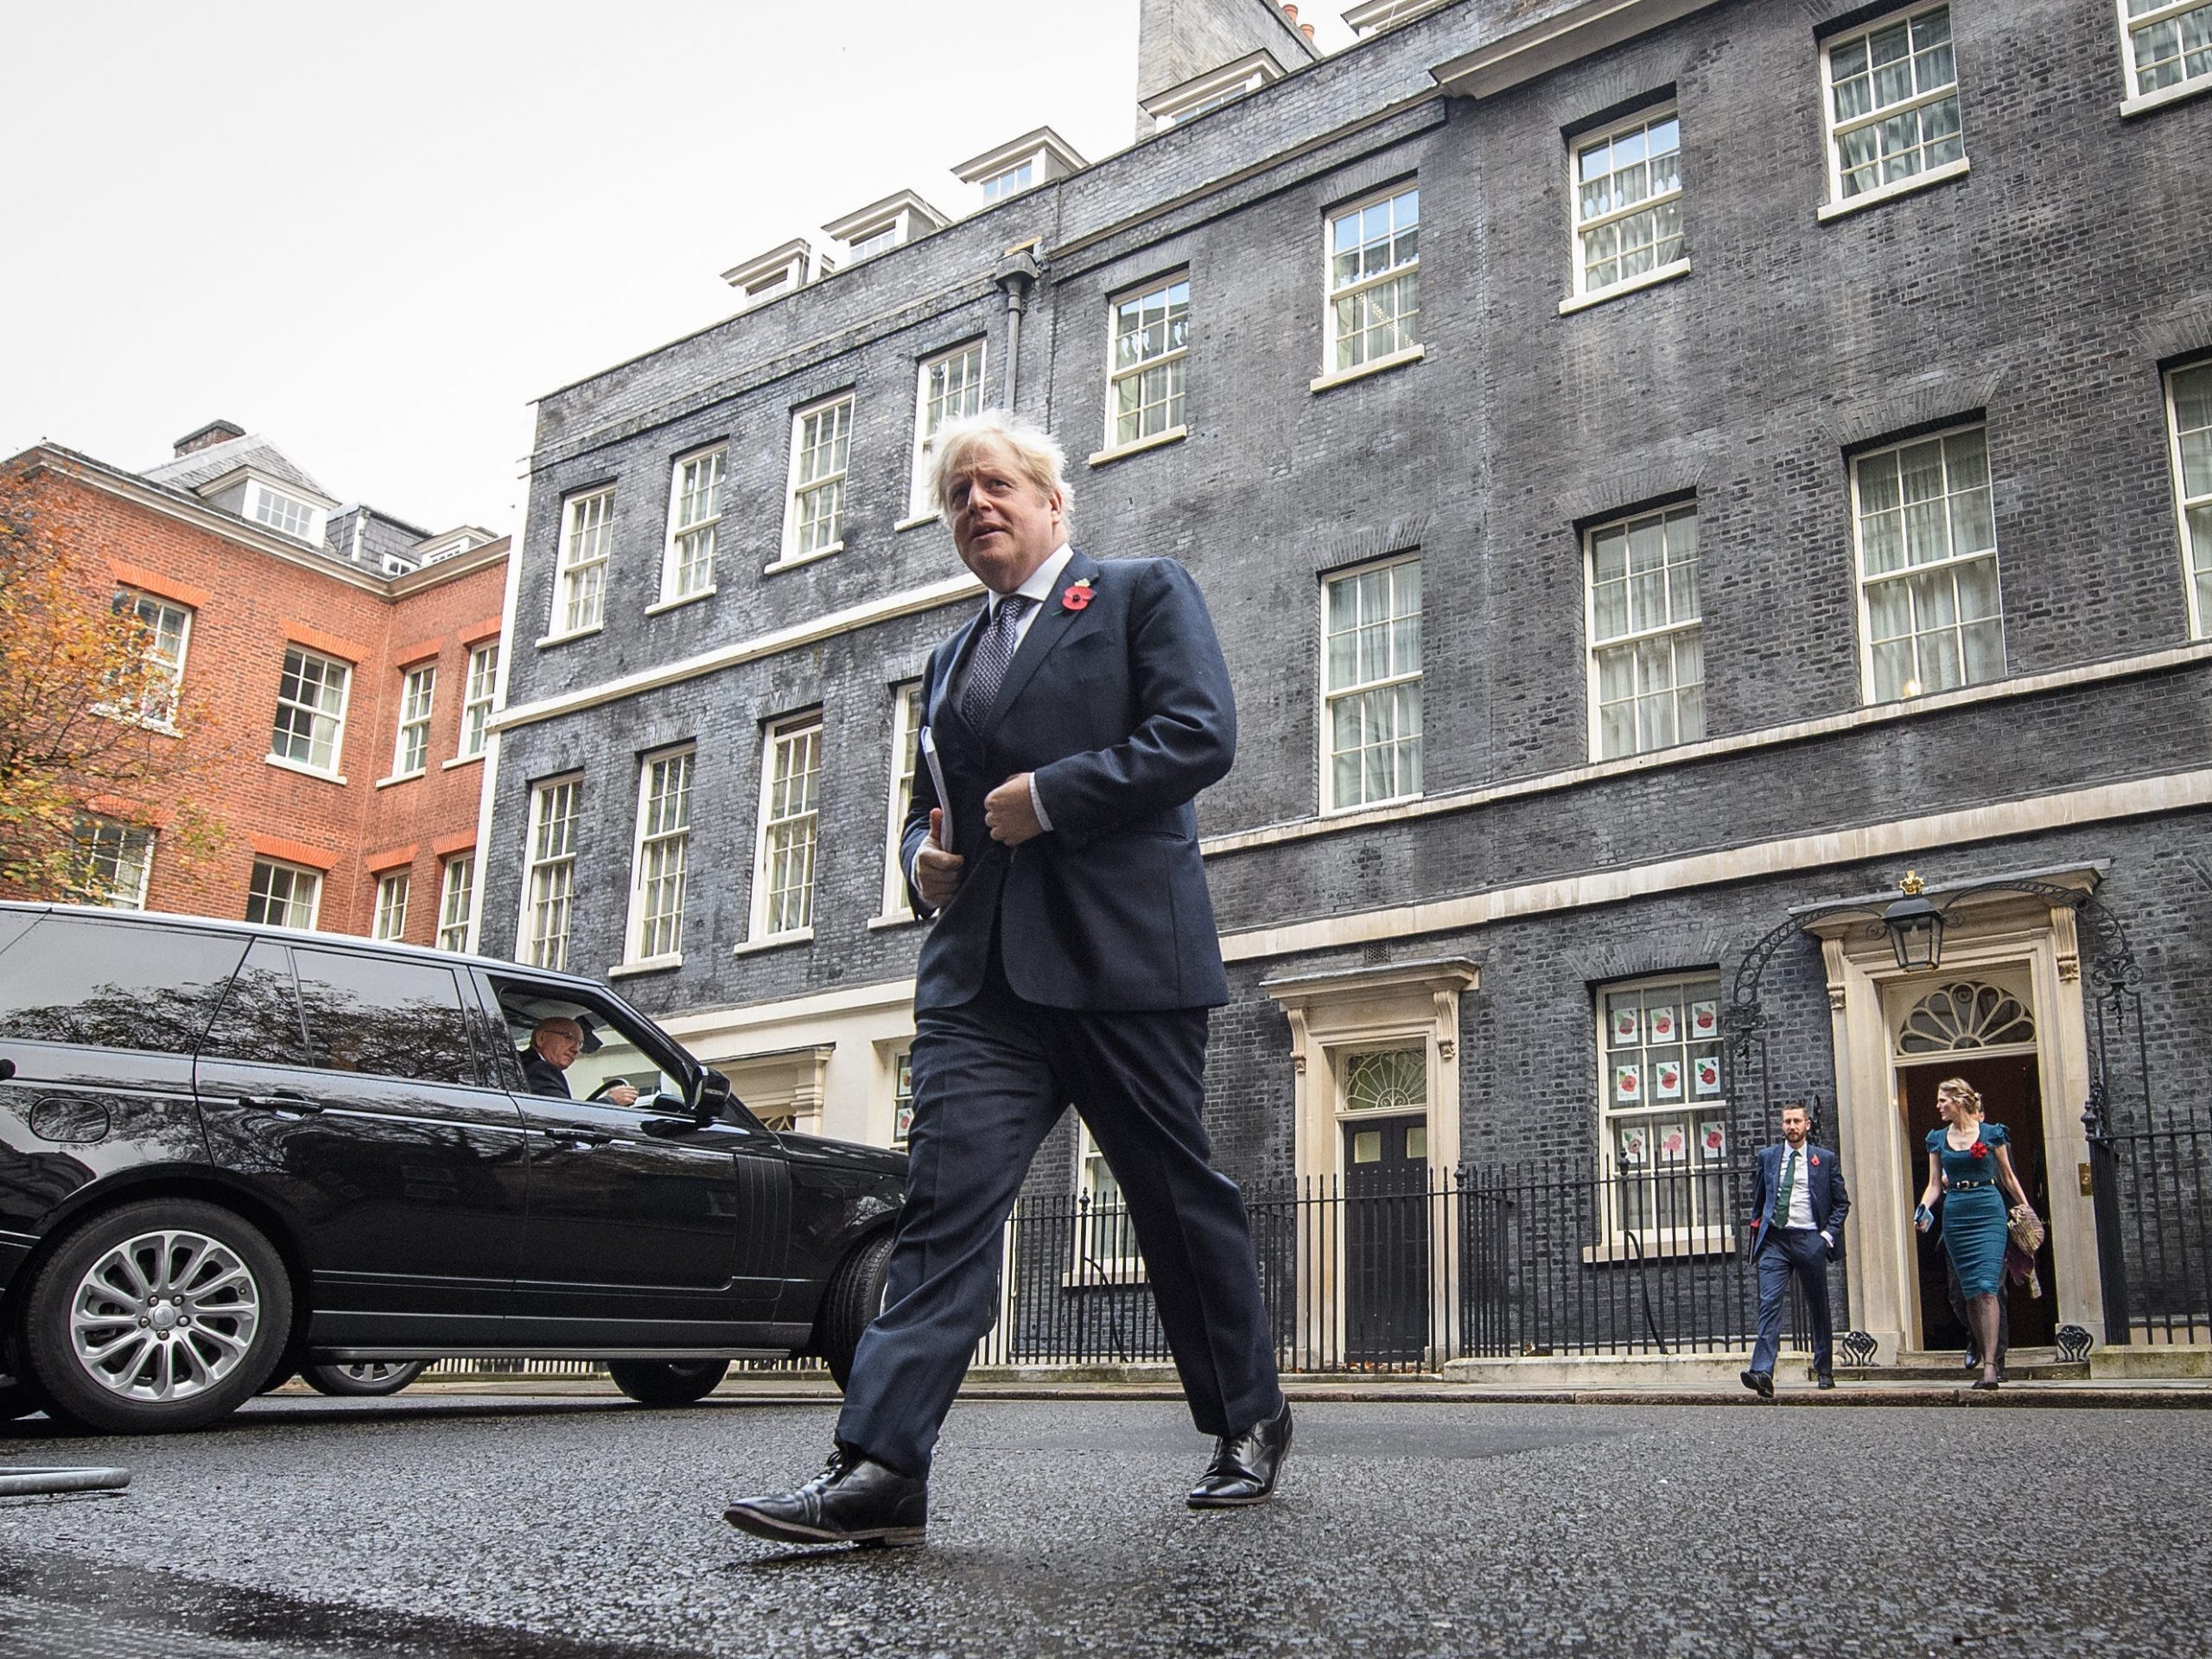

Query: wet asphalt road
left=2, top=1394, right=2208, bottom=1658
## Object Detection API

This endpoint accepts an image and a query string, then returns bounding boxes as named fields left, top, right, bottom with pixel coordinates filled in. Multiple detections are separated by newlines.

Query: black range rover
left=0, top=903, right=904, bottom=1433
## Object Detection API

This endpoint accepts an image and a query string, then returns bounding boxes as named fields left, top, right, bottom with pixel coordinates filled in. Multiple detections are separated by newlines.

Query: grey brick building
left=476, top=0, right=2212, bottom=1367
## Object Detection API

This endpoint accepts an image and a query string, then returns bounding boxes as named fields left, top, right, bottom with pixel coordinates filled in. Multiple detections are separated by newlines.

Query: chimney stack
left=172, top=420, right=245, bottom=458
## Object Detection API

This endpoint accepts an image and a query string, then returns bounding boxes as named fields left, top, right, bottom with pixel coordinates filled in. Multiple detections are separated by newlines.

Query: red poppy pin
left=1970, top=1142, right=1989, bottom=1160
left=1810, top=1155, right=1820, bottom=1167
left=1061, top=578, right=1093, bottom=613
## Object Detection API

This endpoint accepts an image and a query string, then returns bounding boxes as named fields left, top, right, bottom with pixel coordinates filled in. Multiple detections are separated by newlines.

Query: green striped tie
left=1777, top=1147, right=1797, bottom=1228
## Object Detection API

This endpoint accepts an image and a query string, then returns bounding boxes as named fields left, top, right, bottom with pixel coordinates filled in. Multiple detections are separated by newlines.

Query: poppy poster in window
left=1658, top=1124, right=1688, bottom=1163
left=1614, top=1064, right=1642, bottom=1103
left=1618, top=1123, right=1649, bottom=1165
left=1694, top=1055, right=1722, bottom=1096
left=1700, top=1119, right=1727, bottom=1159
left=1655, top=1059, right=1682, bottom=1099
left=1611, top=1006, right=1640, bottom=1045
left=1690, top=1000, right=1718, bottom=1037
left=1649, top=1005, right=1678, bottom=1042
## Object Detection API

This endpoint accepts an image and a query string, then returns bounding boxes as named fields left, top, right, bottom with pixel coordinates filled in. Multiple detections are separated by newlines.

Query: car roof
left=0, top=900, right=605, bottom=996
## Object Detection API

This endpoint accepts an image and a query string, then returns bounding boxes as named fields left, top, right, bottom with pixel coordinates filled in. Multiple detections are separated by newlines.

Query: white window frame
left=522, top=775, right=583, bottom=970
left=909, top=342, right=987, bottom=519
left=459, top=642, right=499, bottom=759
left=391, top=663, right=436, bottom=779
left=1585, top=503, right=1704, bottom=760
left=437, top=854, right=475, bottom=954
left=1568, top=108, right=1685, bottom=302
left=781, top=396, right=853, bottom=566
left=2118, top=0, right=2212, bottom=108
left=1594, top=971, right=1732, bottom=1255
left=1073, top=1124, right=1145, bottom=1283
left=246, top=859, right=322, bottom=930
left=625, top=747, right=695, bottom=966
left=659, top=445, right=725, bottom=605
left=1319, top=556, right=1423, bottom=815
left=2168, top=360, right=2212, bottom=639
left=118, top=589, right=191, bottom=724
left=269, top=645, right=352, bottom=777
left=1104, top=274, right=1190, bottom=455
left=980, top=159, right=1033, bottom=201
left=244, top=479, right=326, bottom=544
left=1325, top=183, right=1421, bottom=375
left=551, top=488, right=614, bottom=639
left=875, top=682, right=924, bottom=921
left=1337, top=1046, right=1431, bottom=1176
left=73, top=817, right=155, bottom=910
left=1819, top=3, right=1967, bottom=210
left=750, top=713, right=823, bottom=943
left=1851, top=423, right=2006, bottom=704
left=372, top=870, right=411, bottom=941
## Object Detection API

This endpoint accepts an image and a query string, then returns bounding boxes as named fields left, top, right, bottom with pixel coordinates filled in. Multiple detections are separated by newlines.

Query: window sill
left=608, top=954, right=683, bottom=978
left=1559, top=260, right=1692, bottom=316
left=536, top=626, right=603, bottom=650
left=1087, top=425, right=1188, bottom=468
left=372, top=770, right=426, bottom=791
left=867, top=912, right=923, bottom=931
left=264, top=754, right=346, bottom=785
left=1581, top=1230, right=1738, bottom=1267
left=1322, top=789, right=1422, bottom=819
left=1309, top=343, right=1426, bottom=394
left=734, top=928, right=814, bottom=957
left=1816, top=156, right=1970, bottom=222
left=645, top=587, right=717, bottom=616
left=894, top=511, right=940, bottom=532
left=764, top=545, right=840, bottom=576
left=2120, top=75, right=2212, bottom=119
left=442, top=753, right=485, bottom=771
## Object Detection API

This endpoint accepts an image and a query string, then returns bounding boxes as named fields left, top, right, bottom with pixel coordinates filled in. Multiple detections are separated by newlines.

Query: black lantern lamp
left=1881, top=870, right=1945, bottom=972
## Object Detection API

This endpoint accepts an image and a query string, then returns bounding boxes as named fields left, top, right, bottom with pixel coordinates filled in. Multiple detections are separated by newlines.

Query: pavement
left=3, top=1391, right=2209, bottom=1658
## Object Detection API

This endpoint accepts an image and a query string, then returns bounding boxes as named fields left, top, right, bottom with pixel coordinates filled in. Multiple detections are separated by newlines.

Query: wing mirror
left=694, top=1068, right=734, bottom=1125
left=0, top=1058, right=13, bottom=1082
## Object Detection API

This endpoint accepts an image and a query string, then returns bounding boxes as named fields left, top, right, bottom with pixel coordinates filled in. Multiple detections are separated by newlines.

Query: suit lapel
left=983, top=549, right=1098, bottom=734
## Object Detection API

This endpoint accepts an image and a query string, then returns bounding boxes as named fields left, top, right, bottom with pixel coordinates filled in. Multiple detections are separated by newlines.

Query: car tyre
left=606, top=1358, right=729, bottom=1407
left=817, top=1232, right=895, bottom=1391
left=302, top=1359, right=430, bottom=1397
left=22, top=1198, right=292, bottom=1435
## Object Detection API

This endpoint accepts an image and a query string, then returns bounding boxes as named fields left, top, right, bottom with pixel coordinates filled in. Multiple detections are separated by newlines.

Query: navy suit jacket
left=1746, top=1141, right=1849, bottom=1258
left=901, top=549, right=1234, bottom=1014
left=518, top=1052, right=572, bottom=1099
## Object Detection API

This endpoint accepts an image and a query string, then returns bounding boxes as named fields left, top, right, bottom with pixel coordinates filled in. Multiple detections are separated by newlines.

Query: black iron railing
left=2099, top=1119, right=2212, bottom=1344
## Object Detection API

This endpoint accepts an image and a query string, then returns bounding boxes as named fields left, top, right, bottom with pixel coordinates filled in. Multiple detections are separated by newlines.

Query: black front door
left=195, top=942, right=528, bottom=1347
left=1344, top=1114, right=1430, bottom=1365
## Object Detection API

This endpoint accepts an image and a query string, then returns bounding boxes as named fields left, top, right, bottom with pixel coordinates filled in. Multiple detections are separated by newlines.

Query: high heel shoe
left=1971, top=1376, right=2000, bottom=1391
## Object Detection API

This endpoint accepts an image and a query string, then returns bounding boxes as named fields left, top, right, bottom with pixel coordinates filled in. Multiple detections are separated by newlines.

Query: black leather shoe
left=1815, top=1374, right=1836, bottom=1391
left=723, top=1446, right=927, bottom=1548
left=1188, top=1398, right=1292, bottom=1509
left=1740, top=1370, right=1774, bottom=1399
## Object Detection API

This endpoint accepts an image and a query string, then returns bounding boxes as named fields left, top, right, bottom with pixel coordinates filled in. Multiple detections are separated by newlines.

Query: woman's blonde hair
left=1936, top=1077, right=1984, bottom=1116
left=929, top=409, right=1071, bottom=520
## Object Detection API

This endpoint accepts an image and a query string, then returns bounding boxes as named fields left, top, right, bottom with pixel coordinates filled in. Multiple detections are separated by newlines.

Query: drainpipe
left=992, top=244, right=1043, bottom=413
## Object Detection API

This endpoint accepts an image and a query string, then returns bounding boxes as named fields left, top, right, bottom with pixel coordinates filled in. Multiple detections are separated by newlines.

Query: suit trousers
left=835, top=948, right=1281, bottom=1477
left=1750, top=1227, right=1834, bottom=1378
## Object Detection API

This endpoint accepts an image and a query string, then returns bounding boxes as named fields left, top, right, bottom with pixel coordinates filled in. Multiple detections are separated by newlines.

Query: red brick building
left=6, top=423, right=510, bottom=949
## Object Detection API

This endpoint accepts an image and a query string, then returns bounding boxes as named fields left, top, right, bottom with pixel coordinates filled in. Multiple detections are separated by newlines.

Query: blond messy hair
left=929, top=409, right=1071, bottom=521
left=1936, top=1077, right=1984, bottom=1116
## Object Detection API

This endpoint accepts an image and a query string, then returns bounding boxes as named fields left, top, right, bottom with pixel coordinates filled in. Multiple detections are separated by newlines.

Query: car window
left=0, top=916, right=246, bottom=1055
left=491, top=978, right=687, bottom=1108
left=200, top=940, right=309, bottom=1066
left=291, top=949, right=480, bottom=1085
left=0, top=911, right=38, bottom=963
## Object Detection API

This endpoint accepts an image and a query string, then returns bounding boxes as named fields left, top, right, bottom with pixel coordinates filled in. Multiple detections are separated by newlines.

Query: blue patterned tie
left=960, top=595, right=1029, bottom=729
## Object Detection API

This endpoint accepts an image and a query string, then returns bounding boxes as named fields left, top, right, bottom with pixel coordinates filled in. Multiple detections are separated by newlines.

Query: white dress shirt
left=1777, top=1143, right=1829, bottom=1242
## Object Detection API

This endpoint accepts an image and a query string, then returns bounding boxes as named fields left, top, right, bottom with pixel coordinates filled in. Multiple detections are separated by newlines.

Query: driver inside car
left=519, top=1014, right=636, bottom=1106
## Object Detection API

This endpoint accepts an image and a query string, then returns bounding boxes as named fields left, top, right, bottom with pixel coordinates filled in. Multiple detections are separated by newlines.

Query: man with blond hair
left=725, top=410, right=1286, bottom=1548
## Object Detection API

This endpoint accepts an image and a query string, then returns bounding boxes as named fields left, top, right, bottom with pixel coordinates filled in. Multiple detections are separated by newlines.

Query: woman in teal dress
left=1915, top=1077, right=2034, bottom=1389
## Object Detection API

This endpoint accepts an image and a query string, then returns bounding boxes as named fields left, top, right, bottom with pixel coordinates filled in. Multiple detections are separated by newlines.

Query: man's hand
left=984, top=772, right=1045, bottom=845
left=916, top=806, right=965, bottom=909
left=608, top=1083, right=639, bottom=1108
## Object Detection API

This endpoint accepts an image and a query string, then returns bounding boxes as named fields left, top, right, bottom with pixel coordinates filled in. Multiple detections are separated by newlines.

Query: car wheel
left=606, top=1359, right=729, bottom=1407
left=817, top=1232, right=894, bottom=1391
left=22, top=1198, right=292, bottom=1435
left=302, top=1359, right=429, bottom=1397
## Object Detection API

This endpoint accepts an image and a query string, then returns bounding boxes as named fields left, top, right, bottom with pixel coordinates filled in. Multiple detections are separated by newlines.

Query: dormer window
left=1141, top=52, right=1284, bottom=130
left=982, top=161, right=1032, bottom=201
left=245, top=480, right=325, bottom=543
left=721, top=238, right=825, bottom=311
left=823, top=191, right=950, bottom=263
left=953, top=127, right=1085, bottom=210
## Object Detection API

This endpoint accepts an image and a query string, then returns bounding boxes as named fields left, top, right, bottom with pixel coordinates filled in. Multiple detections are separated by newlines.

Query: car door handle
left=544, top=1128, right=619, bottom=1150
left=238, top=1090, right=322, bottom=1116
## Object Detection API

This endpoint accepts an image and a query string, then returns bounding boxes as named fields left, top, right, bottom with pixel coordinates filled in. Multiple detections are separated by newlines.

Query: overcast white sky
left=2, top=2, right=1353, bottom=537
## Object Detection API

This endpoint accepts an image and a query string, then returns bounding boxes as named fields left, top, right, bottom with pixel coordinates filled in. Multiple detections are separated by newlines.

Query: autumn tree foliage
left=0, top=468, right=218, bottom=902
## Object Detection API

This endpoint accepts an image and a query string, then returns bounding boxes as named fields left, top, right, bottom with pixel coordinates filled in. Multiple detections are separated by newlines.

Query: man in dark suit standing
left=1741, top=1101, right=1849, bottom=1396
left=725, top=410, right=1287, bottom=1548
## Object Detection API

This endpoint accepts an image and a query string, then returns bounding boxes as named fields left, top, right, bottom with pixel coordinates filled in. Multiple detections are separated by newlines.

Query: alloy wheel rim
left=68, top=1229, right=261, bottom=1402
left=334, top=1362, right=410, bottom=1383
